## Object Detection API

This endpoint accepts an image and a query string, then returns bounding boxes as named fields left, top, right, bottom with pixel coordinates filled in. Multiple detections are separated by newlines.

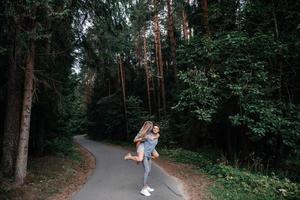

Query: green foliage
left=88, top=94, right=153, bottom=141
left=159, top=147, right=217, bottom=167
left=56, top=73, right=87, bottom=136
left=175, top=31, right=300, bottom=158
left=87, top=91, right=124, bottom=140
left=127, top=95, right=153, bottom=138
left=174, top=68, right=220, bottom=122
left=207, top=164, right=300, bottom=200
left=160, top=148, right=300, bottom=200
left=0, top=47, right=6, bottom=55
left=45, top=136, right=75, bottom=156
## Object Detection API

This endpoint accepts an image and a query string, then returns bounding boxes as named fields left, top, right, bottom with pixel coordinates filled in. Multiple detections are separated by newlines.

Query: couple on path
left=124, top=121, right=160, bottom=197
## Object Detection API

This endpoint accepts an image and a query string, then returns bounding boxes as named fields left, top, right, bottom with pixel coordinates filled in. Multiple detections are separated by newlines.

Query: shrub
left=46, top=136, right=75, bottom=156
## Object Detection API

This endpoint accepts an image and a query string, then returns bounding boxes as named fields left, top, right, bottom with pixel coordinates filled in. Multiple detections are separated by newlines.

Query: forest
left=0, top=0, right=299, bottom=199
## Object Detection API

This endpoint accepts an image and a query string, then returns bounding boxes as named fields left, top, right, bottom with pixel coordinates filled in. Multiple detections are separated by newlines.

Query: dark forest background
left=0, top=0, right=299, bottom=198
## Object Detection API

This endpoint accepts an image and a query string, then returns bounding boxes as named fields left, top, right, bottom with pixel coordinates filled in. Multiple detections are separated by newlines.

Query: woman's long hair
left=138, top=121, right=153, bottom=139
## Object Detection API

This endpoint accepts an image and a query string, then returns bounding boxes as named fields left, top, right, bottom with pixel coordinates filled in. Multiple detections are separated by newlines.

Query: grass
left=159, top=148, right=300, bottom=200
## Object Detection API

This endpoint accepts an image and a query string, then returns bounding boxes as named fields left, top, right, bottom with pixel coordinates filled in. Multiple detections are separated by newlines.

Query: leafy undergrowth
left=159, top=148, right=300, bottom=200
left=0, top=148, right=83, bottom=200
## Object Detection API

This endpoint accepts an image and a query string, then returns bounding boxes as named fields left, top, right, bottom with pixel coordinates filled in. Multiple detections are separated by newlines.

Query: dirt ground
left=46, top=144, right=96, bottom=200
left=0, top=144, right=95, bottom=200
left=154, top=157, right=212, bottom=200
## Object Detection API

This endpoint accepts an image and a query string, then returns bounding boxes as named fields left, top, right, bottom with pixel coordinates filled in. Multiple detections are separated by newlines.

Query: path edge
left=46, top=136, right=96, bottom=200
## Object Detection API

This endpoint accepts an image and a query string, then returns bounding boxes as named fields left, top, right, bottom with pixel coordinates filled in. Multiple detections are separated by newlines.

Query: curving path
left=72, top=135, right=186, bottom=200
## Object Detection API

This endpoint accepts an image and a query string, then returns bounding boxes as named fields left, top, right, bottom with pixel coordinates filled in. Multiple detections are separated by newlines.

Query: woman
left=124, top=121, right=159, bottom=162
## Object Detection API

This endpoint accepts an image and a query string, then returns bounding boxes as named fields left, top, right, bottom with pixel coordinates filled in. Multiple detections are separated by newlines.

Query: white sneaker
left=140, top=188, right=151, bottom=196
left=146, top=186, right=154, bottom=192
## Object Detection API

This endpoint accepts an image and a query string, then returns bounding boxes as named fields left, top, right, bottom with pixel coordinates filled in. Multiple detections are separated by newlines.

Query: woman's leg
left=124, top=151, right=144, bottom=162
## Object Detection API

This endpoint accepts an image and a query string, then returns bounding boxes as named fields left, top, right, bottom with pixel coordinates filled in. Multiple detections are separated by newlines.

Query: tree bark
left=153, top=18, right=161, bottom=118
left=15, top=35, right=36, bottom=185
left=201, top=0, right=210, bottom=36
left=167, top=0, right=178, bottom=84
left=119, top=55, right=129, bottom=139
left=143, top=27, right=152, bottom=114
left=83, top=67, right=96, bottom=106
left=135, top=34, right=142, bottom=72
left=1, top=29, right=22, bottom=177
left=182, top=9, right=190, bottom=40
left=153, top=0, right=166, bottom=116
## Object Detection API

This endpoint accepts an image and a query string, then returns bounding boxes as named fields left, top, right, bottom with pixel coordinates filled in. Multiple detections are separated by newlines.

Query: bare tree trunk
left=119, top=55, right=129, bottom=139
left=167, top=0, right=178, bottom=84
left=1, top=31, right=22, bottom=177
left=201, top=0, right=210, bottom=35
left=143, top=27, right=152, bottom=114
left=182, top=9, right=190, bottom=40
left=272, top=0, right=279, bottom=39
left=271, top=0, right=283, bottom=101
left=153, top=0, right=166, bottom=116
left=83, top=67, right=96, bottom=106
left=149, top=55, right=157, bottom=116
left=107, top=78, right=111, bottom=96
left=153, top=14, right=161, bottom=117
left=135, top=34, right=142, bottom=72
left=15, top=35, right=36, bottom=185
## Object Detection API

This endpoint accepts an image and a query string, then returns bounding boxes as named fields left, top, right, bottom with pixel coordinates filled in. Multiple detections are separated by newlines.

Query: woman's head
left=139, top=121, right=153, bottom=138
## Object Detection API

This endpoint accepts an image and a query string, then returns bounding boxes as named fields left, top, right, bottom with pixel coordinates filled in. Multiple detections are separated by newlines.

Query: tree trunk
left=119, top=55, right=129, bottom=139
left=15, top=36, right=36, bottom=185
left=182, top=9, right=190, bottom=40
left=153, top=20, right=161, bottom=118
left=226, top=122, right=233, bottom=160
left=135, top=35, right=142, bottom=72
left=1, top=31, right=22, bottom=177
left=143, top=27, right=152, bottom=114
left=167, top=0, right=178, bottom=84
left=272, top=0, right=283, bottom=100
left=153, top=0, right=166, bottom=116
left=83, top=67, right=95, bottom=106
left=201, top=0, right=210, bottom=36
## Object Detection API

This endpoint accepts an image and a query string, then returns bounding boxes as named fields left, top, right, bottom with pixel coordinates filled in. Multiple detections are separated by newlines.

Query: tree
left=200, top=0, right=210, bottom=35
left=167, top=0, right=178, bottom=84
left=152, top=0, right=166, bottom=116
left=119, top=55, right=129, bottom=139
left=1, top=6, right=23, bottom=176
left=143, top=26, right=152, bottom=114
left=15, top=21, right=36, bottom=185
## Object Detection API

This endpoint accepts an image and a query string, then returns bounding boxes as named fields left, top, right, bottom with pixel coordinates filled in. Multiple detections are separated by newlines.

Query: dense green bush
left=206, top=164, right=299, bottom=200
left=174, top=32, right=300, bottom=160
left=87, top=91, right=124, bottom=140
left=160, top=148, right=300, bottom=200
left=45, top=136, right=75, bottom=156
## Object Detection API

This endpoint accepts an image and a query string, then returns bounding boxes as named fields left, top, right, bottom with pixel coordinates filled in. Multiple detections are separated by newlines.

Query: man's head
left=152, top=125, right=160, bottom=134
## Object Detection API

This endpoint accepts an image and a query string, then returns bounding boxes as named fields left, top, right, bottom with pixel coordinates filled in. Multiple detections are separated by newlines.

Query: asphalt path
left=71, top=135, right=185, bottom=200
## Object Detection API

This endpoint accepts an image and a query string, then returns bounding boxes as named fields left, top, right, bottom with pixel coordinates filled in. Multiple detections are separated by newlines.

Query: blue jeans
left=143, top=156, right=152, bottom=186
